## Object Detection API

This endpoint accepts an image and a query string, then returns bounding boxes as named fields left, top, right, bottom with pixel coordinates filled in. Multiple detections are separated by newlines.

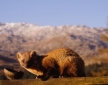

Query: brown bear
left=17, top=48, right=85, bottom=80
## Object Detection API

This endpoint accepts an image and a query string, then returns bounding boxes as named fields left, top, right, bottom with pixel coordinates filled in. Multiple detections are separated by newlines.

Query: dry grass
left=0, top=77, right=108, bottom=85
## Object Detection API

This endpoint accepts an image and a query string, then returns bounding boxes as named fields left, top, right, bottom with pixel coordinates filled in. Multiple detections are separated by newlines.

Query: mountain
left=0, top=22, right=107, bottom=69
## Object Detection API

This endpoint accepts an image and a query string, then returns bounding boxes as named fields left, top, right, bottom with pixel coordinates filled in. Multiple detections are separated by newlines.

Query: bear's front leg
left=38, top=69, right=52, bottom=81
left=37, top=74, right=49, bottom=81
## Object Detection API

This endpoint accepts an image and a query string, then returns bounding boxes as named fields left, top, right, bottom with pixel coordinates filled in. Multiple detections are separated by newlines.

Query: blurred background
left=0, top=0, right=108, bottom=79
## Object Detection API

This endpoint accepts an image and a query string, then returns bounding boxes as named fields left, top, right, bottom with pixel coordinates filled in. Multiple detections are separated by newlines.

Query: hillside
left=0, top=22, right=108, bottom=71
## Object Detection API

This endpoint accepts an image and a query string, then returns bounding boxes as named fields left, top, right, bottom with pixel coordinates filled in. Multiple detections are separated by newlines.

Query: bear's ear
left=17, top=52, right=22, bottom=59
left=30, top=50, right=37, bottom=57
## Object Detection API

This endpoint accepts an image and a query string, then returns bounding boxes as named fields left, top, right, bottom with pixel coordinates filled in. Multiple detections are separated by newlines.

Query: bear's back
left=44, top=48, right=83, bottom=66
left=46, top=48, right=80, bottom=59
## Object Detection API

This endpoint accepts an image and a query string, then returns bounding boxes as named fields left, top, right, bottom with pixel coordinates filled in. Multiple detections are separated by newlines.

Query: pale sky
left=0, top=0, right=108, bottom=28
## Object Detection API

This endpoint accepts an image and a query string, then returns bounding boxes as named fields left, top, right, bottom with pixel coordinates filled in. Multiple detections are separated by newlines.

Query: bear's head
left=17, top=51, right=37, bottom=68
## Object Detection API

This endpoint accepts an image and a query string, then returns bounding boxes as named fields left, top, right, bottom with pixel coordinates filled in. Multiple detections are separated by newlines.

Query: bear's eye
left=22, top=59, right=25, bottom=63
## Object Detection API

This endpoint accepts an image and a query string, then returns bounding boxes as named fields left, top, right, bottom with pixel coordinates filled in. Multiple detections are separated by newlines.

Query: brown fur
left=17, top=48, right=85, bottom=80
